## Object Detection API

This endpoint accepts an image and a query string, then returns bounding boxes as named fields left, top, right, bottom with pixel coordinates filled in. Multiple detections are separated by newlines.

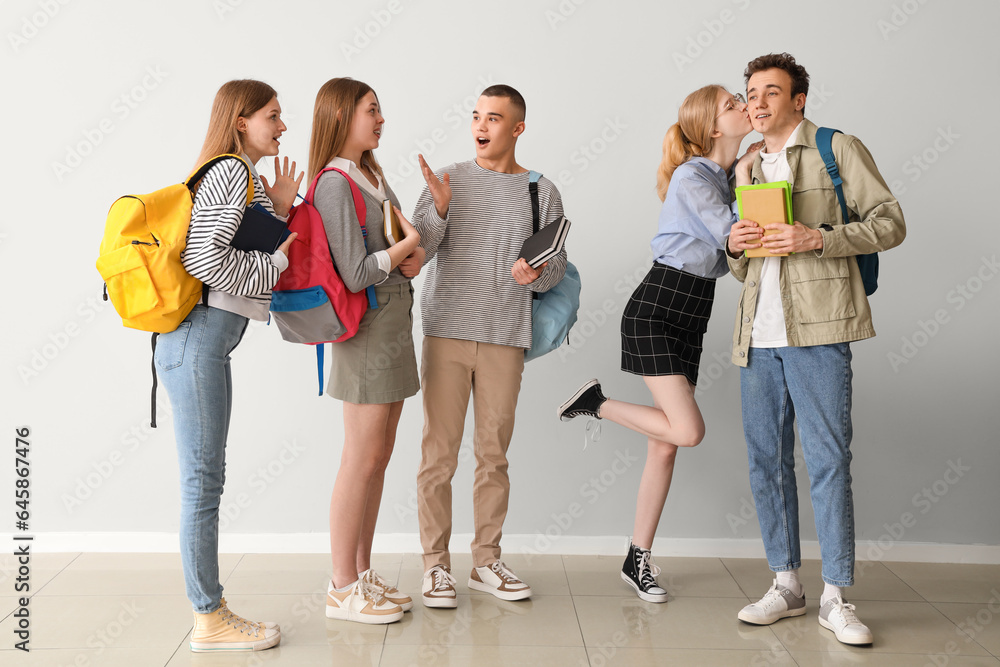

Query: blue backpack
left=815, top=127, right=879, bottom=296
left=524, top=171, right=581, bottom=361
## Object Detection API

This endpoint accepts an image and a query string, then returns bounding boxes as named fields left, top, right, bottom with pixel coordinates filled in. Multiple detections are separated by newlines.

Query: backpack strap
left=815, top=128, right=850, bottom=225
left=308, top=167, right=378, bottom=310
left=527, top=171, right=543, bottom=300
left=528, top=170, right=542, bottom=235
left=186, top=153, right=255, bottom=206
left=150, top=333, right=159, bottom=428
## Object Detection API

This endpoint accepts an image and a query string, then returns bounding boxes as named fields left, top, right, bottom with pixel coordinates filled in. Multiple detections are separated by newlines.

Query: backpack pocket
left=270, top=286, right=347, bottom=344
left=96, top=243, right=162, bottom=319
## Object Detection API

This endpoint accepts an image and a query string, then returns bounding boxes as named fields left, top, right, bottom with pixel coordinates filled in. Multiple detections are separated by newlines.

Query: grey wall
left=5, top=0, right=998, bottom=552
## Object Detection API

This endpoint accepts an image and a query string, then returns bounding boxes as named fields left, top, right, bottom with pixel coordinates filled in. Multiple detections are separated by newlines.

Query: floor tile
left=767, top=599, right=991, bottom=656
left=0, top=552, right=79, bottom=597
left=37, top=552, right=241, bottom=597
left=385, top=594, right=583, bottom=647
left=380, top=644, right=589, bottom=666
left=884, top=562, right=1000, bottom=603
left=564, top=554, right=745, bottom=599
left=790, top=650, right=1000, bottom=666
left=722, top=557, right=925, bottom=602
left=0, top=594, right=193, bottom=649
left=588, top=646, right=798, bottom=666
left=223, top=553, right=335, bottom=595
left=1, top=597, right=18, bottom=619
left=0, top=646, right=180, bottom=666
left=934, top=601, right=1000, bottom=656
left=574, top=595, right=781, bottom=651
left=164, top=642, right=384, bottom=666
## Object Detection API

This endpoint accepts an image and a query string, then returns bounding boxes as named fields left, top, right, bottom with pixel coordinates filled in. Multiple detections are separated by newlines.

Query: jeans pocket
left=155, top=321, right=193, bottom=371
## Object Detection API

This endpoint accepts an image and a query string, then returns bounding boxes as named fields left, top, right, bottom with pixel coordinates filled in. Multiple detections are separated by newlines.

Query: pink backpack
left=270, top=167, right=378, bottom=393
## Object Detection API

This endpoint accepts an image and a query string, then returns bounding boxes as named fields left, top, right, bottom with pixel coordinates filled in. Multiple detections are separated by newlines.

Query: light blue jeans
left=154, top=304, right=248, bottom=612
left=741, top=343, right=855, bottom=587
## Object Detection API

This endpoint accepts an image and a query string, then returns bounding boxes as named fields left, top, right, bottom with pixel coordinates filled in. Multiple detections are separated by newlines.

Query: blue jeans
left=154, top=305, right=248, bottom=612
left=741, top=343, right=855, bottom=587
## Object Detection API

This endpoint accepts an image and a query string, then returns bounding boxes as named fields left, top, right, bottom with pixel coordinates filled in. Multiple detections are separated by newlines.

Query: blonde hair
left=655, top=84, right=727, bottom=201
left=308, top=78, right=384, bottom=181
left=194, top=79, right=277, bottom=169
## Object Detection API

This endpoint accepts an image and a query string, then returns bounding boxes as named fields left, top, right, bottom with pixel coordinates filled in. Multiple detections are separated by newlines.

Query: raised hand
left=261, top=156, right=304, bottom=218
left=418, top=154, right=451, bottom=219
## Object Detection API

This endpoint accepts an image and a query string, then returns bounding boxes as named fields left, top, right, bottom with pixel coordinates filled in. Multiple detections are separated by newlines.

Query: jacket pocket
left=793, top=168, right=840, bottom=226
left=787, top=257, right=856, bottom=323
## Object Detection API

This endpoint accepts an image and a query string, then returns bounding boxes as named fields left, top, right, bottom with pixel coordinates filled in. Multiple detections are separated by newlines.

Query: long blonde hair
left=194, top=79, right=277, bottom=168
left=308, top=78, right=384, bottom=181
left=655, top=84, right=726, bottom=201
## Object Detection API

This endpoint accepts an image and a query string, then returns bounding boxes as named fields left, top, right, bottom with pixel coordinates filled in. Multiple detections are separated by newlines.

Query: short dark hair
left=745, top=53, right=809, bottom=100
left=480, top=84, right=526, bottom=122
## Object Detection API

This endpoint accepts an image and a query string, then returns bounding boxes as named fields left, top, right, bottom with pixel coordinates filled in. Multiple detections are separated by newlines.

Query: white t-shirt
left=750, top=121, right=804, bottom=348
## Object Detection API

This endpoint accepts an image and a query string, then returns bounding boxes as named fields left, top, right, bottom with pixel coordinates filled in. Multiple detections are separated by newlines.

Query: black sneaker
left=620, top=541, right=668, bottom=603
left=557, top=379, right=608, bottom=421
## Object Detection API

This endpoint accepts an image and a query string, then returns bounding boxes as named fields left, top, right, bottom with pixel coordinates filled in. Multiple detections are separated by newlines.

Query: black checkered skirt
left=620, top=262, right=717, bottom=384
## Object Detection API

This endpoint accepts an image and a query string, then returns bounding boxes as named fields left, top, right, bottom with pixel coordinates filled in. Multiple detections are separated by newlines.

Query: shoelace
left=756, top=584, right=784, bottom=610
left=431, top=567, right=457, bottom=592
left=358, top=580, right=389, bottom=606
left=836, top=601, right=862, bottom=626
left=636, top=550, right=662, bottom=589
left=216, top=604, right=261, bottom=636
left=363, top=569, right=392, bottom=593
left=491, top=561, right=521, bottom=584
left=583, top=418, right=603, bottom=450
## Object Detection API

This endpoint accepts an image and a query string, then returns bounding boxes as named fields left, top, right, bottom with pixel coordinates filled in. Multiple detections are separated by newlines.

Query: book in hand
left=518, top=216, right=571, bottom=269
left=230, top=203, right=290, bottom=254
left=736, top=181, right=793, bottom=258
left=383, top=199, right=403, bottom=246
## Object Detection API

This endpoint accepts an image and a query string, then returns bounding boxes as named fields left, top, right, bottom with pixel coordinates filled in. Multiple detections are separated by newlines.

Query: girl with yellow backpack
left=154, top=79, right=302, bottom=652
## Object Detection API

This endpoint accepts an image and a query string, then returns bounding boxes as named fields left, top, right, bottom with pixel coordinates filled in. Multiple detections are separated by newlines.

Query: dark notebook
left=518, top=216, right=570, bottom=269
left=230, top=203, right=290, bottom=253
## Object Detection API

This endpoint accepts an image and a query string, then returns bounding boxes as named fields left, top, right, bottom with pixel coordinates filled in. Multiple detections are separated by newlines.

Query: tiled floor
left=1, top=552, right=998, bottom=666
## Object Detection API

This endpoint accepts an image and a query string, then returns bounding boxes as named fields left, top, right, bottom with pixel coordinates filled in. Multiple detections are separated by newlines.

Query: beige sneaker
left=468, top=560, right=532, bottom=601
left=190, top=598, right=280, bottom=652
left=360, top=568, right=413, bottom=612
left=422, top=564, right=458, bottom=608
left=326, top=578, right=403, bottom=624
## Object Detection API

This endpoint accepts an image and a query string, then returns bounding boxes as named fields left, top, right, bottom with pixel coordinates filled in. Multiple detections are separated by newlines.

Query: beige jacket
left=728, top=118, right=906, bottom=366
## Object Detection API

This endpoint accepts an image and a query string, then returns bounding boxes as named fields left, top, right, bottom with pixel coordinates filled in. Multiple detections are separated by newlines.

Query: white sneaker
left=421, top=565, right=458, bottom=608
left=468, top=560, right=532, bottom=601
left=819, top=595, right=873, bottom=645
left=738, top=579, right=807, bottom=625
left=326, top=579, right=403, bottom=624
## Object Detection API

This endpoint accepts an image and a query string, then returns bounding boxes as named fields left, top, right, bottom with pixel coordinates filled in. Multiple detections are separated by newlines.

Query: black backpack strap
left=527, top=171, right=542, bottom=300
left=150, top=333, right=159, bottom=428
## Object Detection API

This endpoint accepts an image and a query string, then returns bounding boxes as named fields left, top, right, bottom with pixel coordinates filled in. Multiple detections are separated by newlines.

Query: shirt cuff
left=374, top=250, right=391, bottom=284
left=270, top=249, right=289, bottom=273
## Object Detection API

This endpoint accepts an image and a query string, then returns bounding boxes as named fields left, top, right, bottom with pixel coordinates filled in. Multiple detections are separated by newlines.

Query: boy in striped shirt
left=412, top=84, right=568, bottom=608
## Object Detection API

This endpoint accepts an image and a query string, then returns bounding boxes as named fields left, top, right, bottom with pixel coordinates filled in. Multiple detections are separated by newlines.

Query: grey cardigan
left=313, top=170, right=406, bottom=292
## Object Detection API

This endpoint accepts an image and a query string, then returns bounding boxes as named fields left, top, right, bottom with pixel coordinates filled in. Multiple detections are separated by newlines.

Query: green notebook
left=735, top=181, right=793, bottom=258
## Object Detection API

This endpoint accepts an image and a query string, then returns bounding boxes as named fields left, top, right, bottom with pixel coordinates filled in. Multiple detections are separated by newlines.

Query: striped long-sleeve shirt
left=413, top=160, right=568, bottom=349
left=182, top=156, right=286, bottom=321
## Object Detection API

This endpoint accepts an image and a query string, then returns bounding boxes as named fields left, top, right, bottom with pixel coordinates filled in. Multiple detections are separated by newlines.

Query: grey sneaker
left=738, top=579, right=807, bottom=625
left=819, top=595, right=873, bottom=645
left=558, top=379, right=608, bottom=421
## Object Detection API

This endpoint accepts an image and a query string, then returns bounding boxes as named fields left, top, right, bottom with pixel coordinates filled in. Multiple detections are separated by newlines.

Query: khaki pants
left=417, top=336, right=525, bottom=570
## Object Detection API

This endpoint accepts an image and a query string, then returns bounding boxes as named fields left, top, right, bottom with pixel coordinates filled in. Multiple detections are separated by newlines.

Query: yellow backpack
left=97, top=154, right=254, bottom=333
